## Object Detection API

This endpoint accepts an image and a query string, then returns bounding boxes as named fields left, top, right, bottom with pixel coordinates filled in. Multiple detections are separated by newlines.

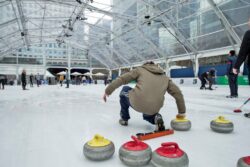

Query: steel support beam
left=42, top=44, right=47, bottom=76
left=58, top=1, right=89, bottom=43
left=136, top=28, right=165, bottom=58
left=89, top=52, right=110, bottom=69
left=14, top=0, right=29, bottom=46
left=207, top=0, right=241, bottom=46
left=91, top=48, right=116, bottom=68
left=94, top=46, right=119, bottom=68
left=0, top=19, right=17, bottom=28
left=40, top=3, right=47, bottom=43
left=65, top=41, right=110, bottom=68
left=105, top=44, right=130, bottom=65
left=0, top=0, right=10, bottom=7
left=116, top=38, right=144, bottom=61
left=67, top=43, right=71, bottom=74
left=139, top=0, right=198, bottom=55
left=82, top=20, right=145, bottom=61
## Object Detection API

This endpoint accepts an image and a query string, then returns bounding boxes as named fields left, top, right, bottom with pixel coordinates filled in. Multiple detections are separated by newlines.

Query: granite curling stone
left=83, top=134, right=115, bottom=161
left=171, top=116, right=191, bottom=131
left=237, top=156, right=250, bottom=167
left=210, top=116, right=234, bottom=133
left=119, top=136, right=152, bottom=166
left=151, top=142, right=189, bottom=167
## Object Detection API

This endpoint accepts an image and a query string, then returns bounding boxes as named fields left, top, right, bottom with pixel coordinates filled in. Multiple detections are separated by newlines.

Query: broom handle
left=243, top=98, right=250, bottom=105
left=239, top=98, right=250, bottom=109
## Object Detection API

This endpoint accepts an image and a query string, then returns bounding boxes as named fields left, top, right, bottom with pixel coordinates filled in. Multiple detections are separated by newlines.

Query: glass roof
left=0, top=0, right=249, bottom=69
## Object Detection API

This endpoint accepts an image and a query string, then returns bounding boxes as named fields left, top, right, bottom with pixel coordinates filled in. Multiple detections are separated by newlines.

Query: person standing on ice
left=199, top=68, right=216, bottom=90
left=21, top=69, right=27, bottom=90
left=233, top=17, right=250, bottom=84
left=226, top=50, right=238, bottom=98
left=30, top=73, right=34, bottom=87
left=36, top=73, right=41, bottom=87
left=233, top=18, right=250, bottom=118
left=103, top=61, right=186, bottom=131
left=0, top=75, right=5, bottom=90
left=59, top=74, right=64, bottom=87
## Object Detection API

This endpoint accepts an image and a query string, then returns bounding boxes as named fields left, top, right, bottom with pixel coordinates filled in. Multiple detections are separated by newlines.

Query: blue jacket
left=227, top=55, right=237, bottom=75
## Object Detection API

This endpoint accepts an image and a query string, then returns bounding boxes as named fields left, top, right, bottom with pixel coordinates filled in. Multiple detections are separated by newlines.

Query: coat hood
left=142, top=64, right=165, bottom=75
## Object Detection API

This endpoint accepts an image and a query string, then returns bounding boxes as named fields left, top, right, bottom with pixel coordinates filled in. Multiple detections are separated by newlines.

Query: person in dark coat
left=30, top=73, right=34, bottom=87
left=226, top=50, right=238, bottom=98
left=104, top=76, right=108, bottom=86
left=36, top=73, right=41, bottom=87
left=21, top=70, right=27, bottom=90
left=0, top=75, right=5, bottom=90
left=199, top=68, right=216, bottom=90
left=233, top=18, right=250, bottom=84
left=233, top=18, right=250, bottom=118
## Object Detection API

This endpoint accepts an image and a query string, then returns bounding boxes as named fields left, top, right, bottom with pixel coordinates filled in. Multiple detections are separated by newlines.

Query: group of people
left=102, top=18, right=250, bottom=131
left=58, top=71, right=91, bottom=88
left=21, top=70, right=41, bottom=90
left=198, top=17, right=250, bottom=100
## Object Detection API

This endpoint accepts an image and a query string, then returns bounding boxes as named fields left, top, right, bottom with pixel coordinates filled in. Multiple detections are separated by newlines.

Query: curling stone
left=237, top=156, right=250, bottom=167
left=83, top=134, right=115, bottom=161
left=119, top=136, right=152, bottom=166
left=151, top=142, right=189, bottom=167
left=210, top=116, right=234, bottom=133
left=171, top=116, right=191, bottom=131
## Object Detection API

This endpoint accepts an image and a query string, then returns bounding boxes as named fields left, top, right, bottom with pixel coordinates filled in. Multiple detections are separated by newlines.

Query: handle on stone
left=94, top=134, right=104, bottom=141
left=161, top=142, right=179, bottom=150
left=131, top=136, right=141, bottom=144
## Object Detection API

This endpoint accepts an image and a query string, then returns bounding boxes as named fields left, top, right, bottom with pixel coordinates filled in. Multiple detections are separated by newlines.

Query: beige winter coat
left=105, top=64, right=186, bottom=115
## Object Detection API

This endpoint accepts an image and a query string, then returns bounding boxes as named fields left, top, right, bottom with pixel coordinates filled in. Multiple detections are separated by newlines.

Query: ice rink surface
left=0, top=83, right=249, bottom=167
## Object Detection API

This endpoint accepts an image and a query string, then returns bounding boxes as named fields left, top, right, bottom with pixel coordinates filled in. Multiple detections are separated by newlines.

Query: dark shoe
left=200, top=87, right=205, bottom=90
left=119, top=119, right=128, bottom=126
left=244, top=113, right=250, bottom=118
left=208, top=87, right=213, bottom=90
left=227, top=95, right=238, bottom=98
left=154, top=113, right=165, bottom=131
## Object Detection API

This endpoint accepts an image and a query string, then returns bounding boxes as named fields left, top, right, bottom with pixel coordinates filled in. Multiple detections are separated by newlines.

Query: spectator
left=226, top=50, right=238, bottom=98
left=21, top=70, right=27, bottom=90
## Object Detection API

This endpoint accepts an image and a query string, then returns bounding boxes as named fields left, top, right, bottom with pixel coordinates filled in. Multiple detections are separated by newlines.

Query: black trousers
left=0, top=79, right=4, bottom=89
left=36, top=80, right=40, bottom=87
left=30, top=80, right=33, bottom=87
left=228, top=74, right=238, bottom=96
left=66, top=80, right=69, bottom=88
left=22, top=82, right=26, bottom=90
left=200, top=77, right=207, bottom=88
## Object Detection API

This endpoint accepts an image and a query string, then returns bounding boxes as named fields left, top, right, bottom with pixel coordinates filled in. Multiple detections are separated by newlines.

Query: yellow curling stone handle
left=214, top=116, right=231, bottom=124
left=87, top=134, right=111, bottom=147
left=174, top=116, right=189, bottom=122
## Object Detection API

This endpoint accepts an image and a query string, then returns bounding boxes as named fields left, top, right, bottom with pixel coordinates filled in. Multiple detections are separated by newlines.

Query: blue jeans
left=119, top=86, right=157, bottom=124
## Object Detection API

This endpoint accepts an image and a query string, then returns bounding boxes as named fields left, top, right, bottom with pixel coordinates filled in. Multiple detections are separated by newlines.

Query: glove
left=176, top=113, right=186, bottom=119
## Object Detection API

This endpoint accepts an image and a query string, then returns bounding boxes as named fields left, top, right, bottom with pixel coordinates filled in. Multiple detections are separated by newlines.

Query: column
left=118, top=68, right=121, bottom=76
left=43, top=44, right=46, bottom=79
left=165, top=59, right=171, bottom=77
left=192, top=55, right=199, bottom=78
